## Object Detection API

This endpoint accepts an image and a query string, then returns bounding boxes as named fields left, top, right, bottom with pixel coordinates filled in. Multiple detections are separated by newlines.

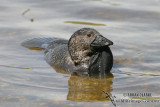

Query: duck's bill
left=90, top=35, right=113, bottom=49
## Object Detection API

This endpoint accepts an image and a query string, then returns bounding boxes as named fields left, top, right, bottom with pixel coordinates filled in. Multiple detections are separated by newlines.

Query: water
left=0, top=0, right=160, bottom=107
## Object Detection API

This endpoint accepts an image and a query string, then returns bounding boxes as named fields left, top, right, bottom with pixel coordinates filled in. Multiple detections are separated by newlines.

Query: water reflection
left=64, top=21, right=106, bottom=26
left=52, top=65, right=114, bottom=102
left=67, top=73, right=114, bottom=102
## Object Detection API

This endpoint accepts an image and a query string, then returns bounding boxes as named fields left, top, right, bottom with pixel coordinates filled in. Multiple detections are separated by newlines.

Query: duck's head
left=68, top=28, right=113, bottom=71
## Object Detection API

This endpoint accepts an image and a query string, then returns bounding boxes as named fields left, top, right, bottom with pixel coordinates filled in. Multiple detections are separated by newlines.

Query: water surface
left=0, top=0, right=160, bottom=107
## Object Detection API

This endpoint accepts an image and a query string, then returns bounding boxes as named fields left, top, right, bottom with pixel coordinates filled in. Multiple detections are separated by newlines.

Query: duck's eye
left=87, top=34, right=91, bottom=37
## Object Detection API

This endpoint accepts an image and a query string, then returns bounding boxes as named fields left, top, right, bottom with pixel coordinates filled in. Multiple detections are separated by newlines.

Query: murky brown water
left=0, top=0, right=160, bottom=107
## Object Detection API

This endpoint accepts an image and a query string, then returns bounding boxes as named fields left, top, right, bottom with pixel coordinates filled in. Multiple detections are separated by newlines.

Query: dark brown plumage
left=22, top=28, right=113, bottom=76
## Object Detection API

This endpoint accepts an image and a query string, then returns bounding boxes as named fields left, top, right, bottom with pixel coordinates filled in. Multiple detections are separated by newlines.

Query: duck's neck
left=72, top=50, right=92, bottom=67
left=68, top=41, right=93, bottom=68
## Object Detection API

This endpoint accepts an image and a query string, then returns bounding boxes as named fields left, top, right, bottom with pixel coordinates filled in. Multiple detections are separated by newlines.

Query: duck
left=22, top=28, right=113, bottom=76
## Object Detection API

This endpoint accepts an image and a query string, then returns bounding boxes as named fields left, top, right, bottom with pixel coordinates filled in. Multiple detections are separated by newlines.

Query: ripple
left=64, top=21, right=106, bottom=26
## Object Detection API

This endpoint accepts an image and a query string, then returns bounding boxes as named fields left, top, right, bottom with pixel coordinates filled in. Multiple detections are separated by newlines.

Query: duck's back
left=44, top=41, right=74, bottom=72
left=21, top=37, right=67, bottom=49
left=22, top=37, right=74, bottom=72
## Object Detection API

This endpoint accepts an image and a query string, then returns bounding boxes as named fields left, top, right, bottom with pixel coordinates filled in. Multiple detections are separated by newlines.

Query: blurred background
left=0, top=0, right=160, bottom=107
